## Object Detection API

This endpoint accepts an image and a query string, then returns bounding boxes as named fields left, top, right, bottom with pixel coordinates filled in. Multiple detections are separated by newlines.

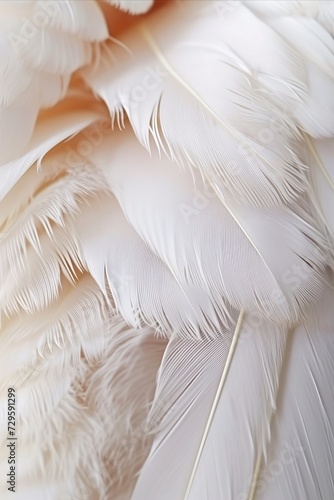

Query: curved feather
left=75, top=191, right=224, bottom=337
left=104, top=0, right=154, bottom=15
left=247, top=280, right=334, bottom=500
left=0, top=0, right=109, bottom=163
left=90, top=125, right=328, bottom=326
left=0, top=90, right=104, bottom=196
left=0, top=2, right=333, bottom=499
left=132, top=313, right=288, bottom=500
left=82, top=0, right=314, bottom=207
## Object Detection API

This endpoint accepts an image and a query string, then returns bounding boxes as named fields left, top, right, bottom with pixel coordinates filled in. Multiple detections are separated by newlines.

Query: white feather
left=90, top=125, right=329, bottom=326
left=0, top=0, right=109, bottom=163
left=132, top=312, right=288, bottom=500
left=0, top=1, right=334, bottom=499
left=105, top=0, right=154, bottom=15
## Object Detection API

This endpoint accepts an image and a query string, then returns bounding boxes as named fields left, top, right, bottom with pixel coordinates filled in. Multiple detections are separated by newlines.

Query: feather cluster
left=0, top=1, right=334, bottom=499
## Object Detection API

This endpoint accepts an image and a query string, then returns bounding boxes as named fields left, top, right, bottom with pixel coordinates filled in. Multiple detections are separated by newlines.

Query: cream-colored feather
left=0, top=1, right=334, bottom=499
left=0, top=1, right=110, bottom=163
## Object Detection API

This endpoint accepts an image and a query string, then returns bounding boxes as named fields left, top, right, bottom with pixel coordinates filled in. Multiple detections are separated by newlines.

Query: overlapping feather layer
left=0, top=1, right=334, bottom=499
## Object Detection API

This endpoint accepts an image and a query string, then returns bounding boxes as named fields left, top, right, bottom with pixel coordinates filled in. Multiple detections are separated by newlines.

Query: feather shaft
left=184, top=310, right=244, bottom=499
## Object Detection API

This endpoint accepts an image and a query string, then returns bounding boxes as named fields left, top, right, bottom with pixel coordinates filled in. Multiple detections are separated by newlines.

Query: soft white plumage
left=0, top=1, right=334, bottom=499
